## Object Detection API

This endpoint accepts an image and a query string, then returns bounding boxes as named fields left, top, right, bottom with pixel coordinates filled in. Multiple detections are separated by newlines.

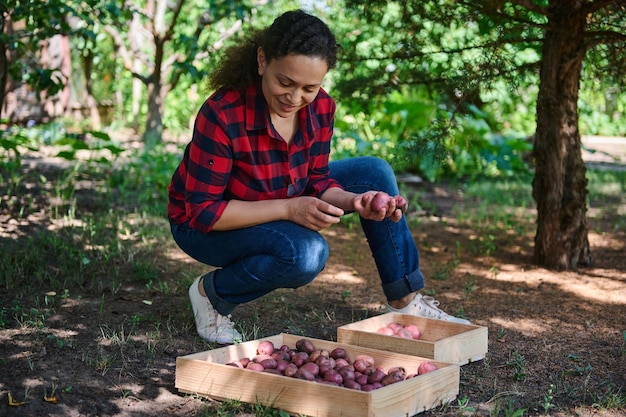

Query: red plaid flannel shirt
left=167, top=84, right=342, bottom=233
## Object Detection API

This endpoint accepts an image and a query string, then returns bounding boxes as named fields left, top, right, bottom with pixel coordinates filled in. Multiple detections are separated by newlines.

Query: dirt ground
left=0, top=137, right=624, bottom=417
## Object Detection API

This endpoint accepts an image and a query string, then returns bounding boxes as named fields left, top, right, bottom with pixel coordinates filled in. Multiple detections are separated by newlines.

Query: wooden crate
left=176, top=333, right=459, bottom=417
left=337, top=313, right=488, bottom=365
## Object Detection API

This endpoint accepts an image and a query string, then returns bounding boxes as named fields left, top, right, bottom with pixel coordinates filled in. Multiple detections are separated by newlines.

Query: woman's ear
left=257, top=48, right=266, bottom=76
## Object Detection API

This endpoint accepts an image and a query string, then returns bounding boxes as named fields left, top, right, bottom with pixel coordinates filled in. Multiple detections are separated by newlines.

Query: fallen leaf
left=44, top=395, right=58, bottom=404
left=142, top=300, right=153, bottom=305
left=8, top=392, right=26, bottom=406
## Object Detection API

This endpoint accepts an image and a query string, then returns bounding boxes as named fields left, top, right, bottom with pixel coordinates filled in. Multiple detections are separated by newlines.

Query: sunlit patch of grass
left=590, top=382, right=626, bottom=410
left=587, top=169, right=626, bottom=230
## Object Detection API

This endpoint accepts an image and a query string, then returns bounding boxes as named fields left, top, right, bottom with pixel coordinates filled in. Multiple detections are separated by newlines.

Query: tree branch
left=584, top=29, right=626, bottom=50
left=583, top=0, right=620, bottom=15
left=511, top=0, right=549, bottom=16
left=163, top=0, right=185, bottom=42
left=193, top=19, right=243, bottom=63
left=380, top=35, right=544, bottom=62
left=104, top=24, right=150, bottom=84
left=458, top=0, right=547, bottom=29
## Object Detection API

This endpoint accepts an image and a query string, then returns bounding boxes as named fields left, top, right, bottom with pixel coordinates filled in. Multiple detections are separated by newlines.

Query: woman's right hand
left=286, top=196, right=343, bottom=231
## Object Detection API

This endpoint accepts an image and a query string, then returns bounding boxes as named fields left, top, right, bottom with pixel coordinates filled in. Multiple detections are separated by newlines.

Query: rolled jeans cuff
left=381, top=269, right=424, bottom=301
left=202, top=270, right=238, bottom=316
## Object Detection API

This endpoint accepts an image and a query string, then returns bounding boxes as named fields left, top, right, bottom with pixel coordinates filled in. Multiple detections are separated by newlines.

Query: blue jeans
left=170, top=156, right=424, bottom=315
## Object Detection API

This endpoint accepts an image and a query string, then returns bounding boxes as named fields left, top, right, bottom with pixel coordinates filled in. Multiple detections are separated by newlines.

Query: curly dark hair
left=208, top=10, right=339, bottom=92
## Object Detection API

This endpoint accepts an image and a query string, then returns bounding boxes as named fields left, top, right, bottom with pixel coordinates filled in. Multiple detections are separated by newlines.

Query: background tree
left=104, top=0, right=259, bottom=145
left=338, top=0, right=626, bottom=270
left=0, top=0, right=98, bottom=123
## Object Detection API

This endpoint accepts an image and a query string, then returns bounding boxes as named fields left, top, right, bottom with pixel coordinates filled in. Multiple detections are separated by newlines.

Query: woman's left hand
left=353, top=191, right=404, bottom=222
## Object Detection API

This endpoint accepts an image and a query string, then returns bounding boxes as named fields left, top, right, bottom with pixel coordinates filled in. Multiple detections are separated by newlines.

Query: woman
left=168, top=10, right=470, bottom=344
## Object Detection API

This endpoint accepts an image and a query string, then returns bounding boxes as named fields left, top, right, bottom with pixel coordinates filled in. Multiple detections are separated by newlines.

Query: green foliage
left=579, top=83, right=626, bottom=136
left=107, top=143, right=181, bottom=213
left=335, top=86, right=533, bottom=181
left=330, top=0, right=624, bottom=182
left=1, top=0, right=104, bottom=105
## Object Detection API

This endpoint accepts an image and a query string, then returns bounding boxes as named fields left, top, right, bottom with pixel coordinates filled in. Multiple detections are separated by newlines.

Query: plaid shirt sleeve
left=167, top=86, right=342, bottom=233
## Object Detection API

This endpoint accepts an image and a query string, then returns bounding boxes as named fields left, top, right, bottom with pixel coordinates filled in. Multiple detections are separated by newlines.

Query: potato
left=309, top=348, right=329, bottom=363
left=418, top=361, right=437, bottom=375
left=256, top=340, right=275, bottom=356
left=259, top=358, right=278, bottom=370
left=300, top=361, right=320, bottom=377
left=330, top=347, right=346, bottom=360
left=271, top=350, right=291, bottom=361
left=387, top=322, right=404, bottom=333
left=403, top=324, right=421, bottom=339
left=317, top=357, right=333, bottom=375
left=371, top=192, right=391, bottom=213
left=295, top=338, right=316, bottom=354
left=387, top=366, right=406, bottom=375
left=226, top=357, right=250, bottom=369
left=283, top=363, right=299, bottom=377
left=323, top=369, right=344, bottom=385
left=381, top=371, right=405, bottom=386
left=339, top=367, right=356, bottom=381
left=353, top=359, right=368, bottom=373
left=294, top=367, right=315, bottom=381
left=334, top=358, right=351, bottom=369
left=394, top=195, right=408, bottom=213
left=343, top=379, right=362, bottom=390
left=377, top=326, right=395, bottom=335
left=246, top=362, right=264, bottom=371
left=253, top=354, right=273, bottom=364
left=362, top=382, right=383, bottom=392
left=367, top=368, right=386, bottom=384
left=354, top=354, right=375, bottom=368
left=275, top=359, right=290, bottom=373
left=395, top=328, right=414, bottom=339
left=291, top=351, right=309, bottom=367
left=356, top=374, right=369, bottom=386
left=362, top=366, right=376, bottom=377
left=226, top=361, right=242, bottom=368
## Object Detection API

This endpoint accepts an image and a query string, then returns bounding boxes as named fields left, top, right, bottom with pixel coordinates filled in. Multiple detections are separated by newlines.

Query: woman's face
left=257, top=49, right=329, bottom=120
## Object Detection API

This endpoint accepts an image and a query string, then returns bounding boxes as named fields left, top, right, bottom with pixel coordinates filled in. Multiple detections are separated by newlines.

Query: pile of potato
left=376, top=321, right=422, bottom=339
left=226, top=338, right=437, bottom=391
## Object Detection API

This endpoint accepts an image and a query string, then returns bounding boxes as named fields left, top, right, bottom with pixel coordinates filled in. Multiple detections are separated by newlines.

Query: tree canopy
left=335, top=0, right=626, bottom=269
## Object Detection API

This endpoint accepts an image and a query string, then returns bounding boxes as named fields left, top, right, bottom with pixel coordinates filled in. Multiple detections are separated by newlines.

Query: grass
left=2, top=129, right=626, bottom=416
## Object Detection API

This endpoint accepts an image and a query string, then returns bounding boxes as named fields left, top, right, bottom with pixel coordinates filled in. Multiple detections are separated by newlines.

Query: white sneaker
left=189, top=275, right=243, bottom=344
left=386, top=293, right=471, bottom=325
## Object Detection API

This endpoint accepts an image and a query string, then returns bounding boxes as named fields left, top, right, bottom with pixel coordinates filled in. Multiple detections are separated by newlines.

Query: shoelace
left=215, top=314, right=236, bottom=330
left=420, top=295, right=458, bottom=320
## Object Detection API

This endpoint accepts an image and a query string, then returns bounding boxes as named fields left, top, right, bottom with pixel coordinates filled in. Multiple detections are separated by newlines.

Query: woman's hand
left=286, top=196, right=344, bottom=231
left=354, top=191, right=406, bottom=222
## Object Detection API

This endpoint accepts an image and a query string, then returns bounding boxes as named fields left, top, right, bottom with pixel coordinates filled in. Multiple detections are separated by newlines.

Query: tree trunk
left=142, top=34, right=166, bottom=146
left=532, top=1, right=591, bottom=270
left=0, top=14, right=9, bottom=121
left=130, top=13, right=142, bottom=132
left=143, top=80, right=165, bottom=146
left=81, top=50, right=102, bottom=130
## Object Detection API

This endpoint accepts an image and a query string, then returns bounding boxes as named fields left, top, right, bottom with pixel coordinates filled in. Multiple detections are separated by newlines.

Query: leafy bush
left=334, top=88, right=533, bottom=182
